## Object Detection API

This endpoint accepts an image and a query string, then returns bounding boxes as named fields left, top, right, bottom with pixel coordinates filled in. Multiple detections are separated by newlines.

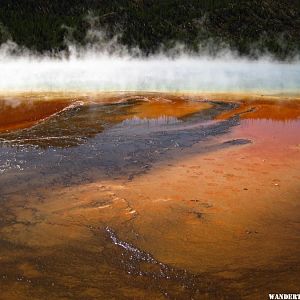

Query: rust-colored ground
left=0, top=92, right=299, bottom=299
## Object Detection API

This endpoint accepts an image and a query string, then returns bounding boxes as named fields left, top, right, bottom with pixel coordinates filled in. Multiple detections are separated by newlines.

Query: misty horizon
left=0, top=40, right=300, bottom=93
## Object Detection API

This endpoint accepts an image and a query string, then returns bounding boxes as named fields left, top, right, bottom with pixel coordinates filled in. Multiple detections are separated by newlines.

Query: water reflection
left=121, top=116, right=181, bottom=127
left=0, top=95, right=240, bottom=191
left=240, top=118, right=300, bottom=148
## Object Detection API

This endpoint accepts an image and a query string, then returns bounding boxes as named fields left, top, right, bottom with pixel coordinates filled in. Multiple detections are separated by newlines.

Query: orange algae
left=0, top=92, right=299, bottom=299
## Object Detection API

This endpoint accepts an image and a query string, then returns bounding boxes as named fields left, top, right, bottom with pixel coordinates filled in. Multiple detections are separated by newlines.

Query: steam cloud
left=0, top=37, right=299, bottom=93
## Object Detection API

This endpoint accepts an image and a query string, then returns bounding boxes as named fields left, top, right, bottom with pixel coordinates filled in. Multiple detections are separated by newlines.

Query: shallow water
left=0, top=94, right=241, bottom=185
left=0, top=93, right=300, bottom=299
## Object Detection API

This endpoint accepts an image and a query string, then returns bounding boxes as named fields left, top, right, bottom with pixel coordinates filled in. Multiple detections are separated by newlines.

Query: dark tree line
left=0, top=0, right=299, bottom=58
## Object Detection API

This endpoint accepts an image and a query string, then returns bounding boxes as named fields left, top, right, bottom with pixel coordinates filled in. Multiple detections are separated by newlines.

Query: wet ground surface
left=0, top=95, right=248, bottom=190
left=0, top=92, right=300, bottom=299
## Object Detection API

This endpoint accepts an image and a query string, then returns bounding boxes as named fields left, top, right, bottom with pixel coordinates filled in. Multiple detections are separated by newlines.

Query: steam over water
left=1, top=42, right=300, bottom=299
left=0, top=51, right=300, bottom=92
